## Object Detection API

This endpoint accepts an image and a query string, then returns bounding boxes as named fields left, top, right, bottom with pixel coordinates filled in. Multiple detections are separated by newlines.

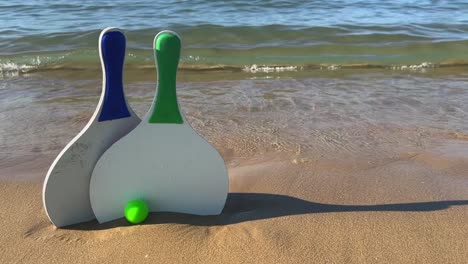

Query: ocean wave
left=243, top=64, right=300, bottom=73
left=0, top=62, right=37, bottom=77
left=1, top=33, right=468, bottom=78
left=3, top=59, right=468, bottom=79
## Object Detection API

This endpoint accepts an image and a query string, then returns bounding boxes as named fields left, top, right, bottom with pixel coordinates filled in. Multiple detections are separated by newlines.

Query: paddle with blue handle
left=43, top=28, right=141, bottom=227
left=90, top=31, right=229, bottom=223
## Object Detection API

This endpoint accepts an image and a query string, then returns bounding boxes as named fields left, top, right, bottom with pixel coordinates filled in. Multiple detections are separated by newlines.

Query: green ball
left=124, top=199, right=149, bottom=224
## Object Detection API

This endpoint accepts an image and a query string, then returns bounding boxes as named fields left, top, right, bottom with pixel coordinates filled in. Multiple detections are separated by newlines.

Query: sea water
left=0, top=0, right=468, bottom=168
left=1, top=0, right=468, bottom=76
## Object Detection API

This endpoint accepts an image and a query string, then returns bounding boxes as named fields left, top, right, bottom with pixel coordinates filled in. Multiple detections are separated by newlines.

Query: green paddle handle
left=149, top=31, right=183, bottom=124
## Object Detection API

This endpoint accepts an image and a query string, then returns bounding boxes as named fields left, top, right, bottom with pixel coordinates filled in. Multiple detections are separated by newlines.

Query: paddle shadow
left=65, top=193, right=468, bottom=230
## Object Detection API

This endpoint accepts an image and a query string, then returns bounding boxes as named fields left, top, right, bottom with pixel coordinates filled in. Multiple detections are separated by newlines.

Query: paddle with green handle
left=90, top=31, right=229, bottom=224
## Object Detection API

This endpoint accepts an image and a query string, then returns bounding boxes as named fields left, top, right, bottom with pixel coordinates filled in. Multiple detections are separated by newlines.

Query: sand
left=1, top=138, right=467, bottom=264
left=1, top=74, right=468, bottom=263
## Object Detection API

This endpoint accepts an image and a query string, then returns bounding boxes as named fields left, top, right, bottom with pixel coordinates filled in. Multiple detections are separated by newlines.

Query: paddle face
left=90, top=31, right=229, bottom=223
left=42, top=28, right=140, bottom=227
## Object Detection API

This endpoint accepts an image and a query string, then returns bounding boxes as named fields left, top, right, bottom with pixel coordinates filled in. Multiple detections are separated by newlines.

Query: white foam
left=391, top=62, right=436, bottom=71
left=320, top=65, right=341, bottom=71
left=0, top=62, right=36, bottom=78
left=188, top=55, right=201, bottom=61
left=243, top=64, right=299, bottom=73
left=0, top=56, right=45, bottom=78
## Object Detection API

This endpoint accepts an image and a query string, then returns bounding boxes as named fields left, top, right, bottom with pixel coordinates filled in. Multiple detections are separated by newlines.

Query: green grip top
left=149, top=32, right=183, bottom=124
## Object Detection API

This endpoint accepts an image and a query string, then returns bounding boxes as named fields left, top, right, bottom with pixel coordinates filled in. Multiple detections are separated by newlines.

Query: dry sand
left=0, top=138, right=467, bottom=264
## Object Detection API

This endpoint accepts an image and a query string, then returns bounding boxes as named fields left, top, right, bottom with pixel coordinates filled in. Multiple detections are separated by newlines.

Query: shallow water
left=1, top=70, right=467, bottom=167
left=1, top=1, right=468, bottom=76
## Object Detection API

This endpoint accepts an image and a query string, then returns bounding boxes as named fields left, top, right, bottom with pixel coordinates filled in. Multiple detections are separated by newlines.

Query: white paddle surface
left=42, top=28, right=140, bottom=227
left=90, top=31, right=229, bottom=223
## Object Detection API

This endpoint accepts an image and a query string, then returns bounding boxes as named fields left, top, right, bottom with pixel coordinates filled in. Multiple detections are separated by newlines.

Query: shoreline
left=3, top=61, right=468, bottom=82
left=0, top=69, right=467, bottom=263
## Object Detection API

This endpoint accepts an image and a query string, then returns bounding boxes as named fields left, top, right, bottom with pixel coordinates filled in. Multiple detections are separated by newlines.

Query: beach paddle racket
left=89, top=31, right=229, bottom=223
left=42, top=28, right=141, bottom=227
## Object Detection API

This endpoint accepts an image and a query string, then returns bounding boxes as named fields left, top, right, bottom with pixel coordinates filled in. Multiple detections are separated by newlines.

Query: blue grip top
left=98, top=31, right=131, bottom=122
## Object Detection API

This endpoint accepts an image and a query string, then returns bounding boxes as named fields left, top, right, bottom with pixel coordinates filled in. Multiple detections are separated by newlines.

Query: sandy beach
left=2, top=1, right=468, bottom=262
left=1, top=100, right=467, bottom=263
left=0, top=60, right=468, bottom=264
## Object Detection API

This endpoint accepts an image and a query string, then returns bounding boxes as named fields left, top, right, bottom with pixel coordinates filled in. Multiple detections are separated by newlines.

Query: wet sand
left=1, top=72, right=468, bottom=263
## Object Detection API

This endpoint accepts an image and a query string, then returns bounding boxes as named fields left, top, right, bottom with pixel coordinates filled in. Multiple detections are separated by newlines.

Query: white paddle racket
left=43, top=28, right=141, bottom=227
left=90, top=31, right=229, bottom=223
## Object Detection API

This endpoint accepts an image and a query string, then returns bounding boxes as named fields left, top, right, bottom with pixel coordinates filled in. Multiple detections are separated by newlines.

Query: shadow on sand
left=65, top=193, right=468, bottom=230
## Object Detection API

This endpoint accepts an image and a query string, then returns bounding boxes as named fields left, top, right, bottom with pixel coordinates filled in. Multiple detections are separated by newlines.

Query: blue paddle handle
left=98, top=31, right=131, bottom=122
